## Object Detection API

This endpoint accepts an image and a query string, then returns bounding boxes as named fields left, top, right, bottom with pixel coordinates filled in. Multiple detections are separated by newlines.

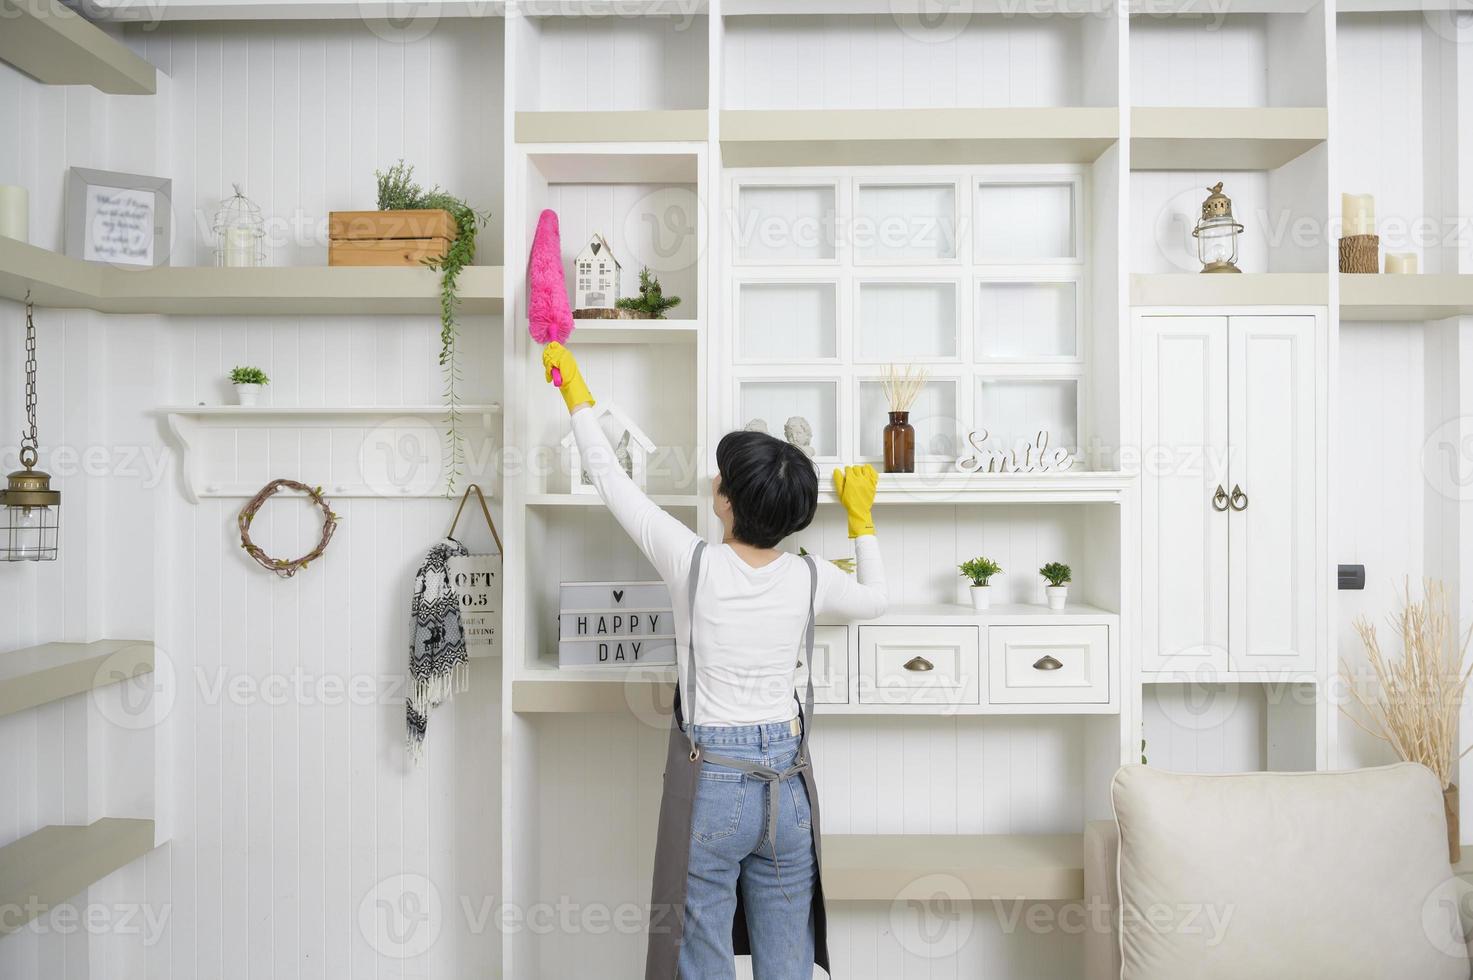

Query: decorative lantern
left=213, top=183, right=264, bottom=268
left=1192, top=182, right=1243, bottom=274
left=2, top=299, right=59, bottom=561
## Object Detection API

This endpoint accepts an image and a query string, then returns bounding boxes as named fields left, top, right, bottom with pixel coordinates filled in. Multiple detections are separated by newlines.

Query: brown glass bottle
left=883, top=411, right=915, bottom=473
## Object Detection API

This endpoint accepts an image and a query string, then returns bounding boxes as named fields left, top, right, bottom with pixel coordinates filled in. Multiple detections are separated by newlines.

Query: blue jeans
left=679, top=722, right=818, bottom=980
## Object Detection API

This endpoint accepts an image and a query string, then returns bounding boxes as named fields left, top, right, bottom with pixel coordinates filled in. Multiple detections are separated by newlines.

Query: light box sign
left=559, top=580, right=675, bottom=667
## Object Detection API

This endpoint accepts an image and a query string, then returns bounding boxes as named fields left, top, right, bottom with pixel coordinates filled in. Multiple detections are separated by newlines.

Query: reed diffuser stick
left=881, top=363, right=929, bottom=412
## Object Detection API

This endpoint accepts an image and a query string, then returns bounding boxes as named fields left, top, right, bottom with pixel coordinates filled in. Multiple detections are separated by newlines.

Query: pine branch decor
left=615, top=266, right=681, bottom=319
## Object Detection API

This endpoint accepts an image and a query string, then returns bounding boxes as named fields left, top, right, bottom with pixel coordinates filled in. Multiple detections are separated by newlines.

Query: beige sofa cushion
left=1112, top=763, right=1469, bottom=980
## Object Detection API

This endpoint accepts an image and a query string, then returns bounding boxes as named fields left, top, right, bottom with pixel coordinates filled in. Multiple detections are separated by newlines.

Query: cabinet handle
left=1212, top=484, right=1230, bottom=512
left=903, top=656, right=934, bottom=672
left=1032, top=655, right=1064, bottom=671
left=1230, top=484, right=1249, bottom=511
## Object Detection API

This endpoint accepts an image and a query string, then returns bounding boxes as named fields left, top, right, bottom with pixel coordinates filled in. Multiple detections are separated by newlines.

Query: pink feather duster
left=527, top=209, right=573, bottom=386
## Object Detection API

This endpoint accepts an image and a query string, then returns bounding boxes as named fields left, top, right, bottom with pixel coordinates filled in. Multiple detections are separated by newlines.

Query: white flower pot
left=1046, top=585, right=1068, bottom=611
left=234, top=383, right=262, bottom=406
left=969, top=585, right=992, bottom=611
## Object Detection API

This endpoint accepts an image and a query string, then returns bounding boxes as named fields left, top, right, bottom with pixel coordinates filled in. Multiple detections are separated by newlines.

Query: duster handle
left=551, top=366, right=564, bottom=387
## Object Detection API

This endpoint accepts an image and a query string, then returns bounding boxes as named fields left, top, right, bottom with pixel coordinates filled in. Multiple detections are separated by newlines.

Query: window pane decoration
left=2, top=299, right=60, bottom=561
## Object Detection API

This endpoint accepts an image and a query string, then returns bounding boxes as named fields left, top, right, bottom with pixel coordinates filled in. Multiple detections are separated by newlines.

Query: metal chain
left=20, top=297, right=38, bottom=467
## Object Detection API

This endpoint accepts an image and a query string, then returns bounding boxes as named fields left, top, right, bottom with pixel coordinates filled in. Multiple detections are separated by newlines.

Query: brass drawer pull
left=1212, top=484, right=1229, bottom=512
left=1229, top=484, right=1249, bottom=511
left=1033, top=655, right=1064, bottom=671
left=903, top=656, right=934, bottom=672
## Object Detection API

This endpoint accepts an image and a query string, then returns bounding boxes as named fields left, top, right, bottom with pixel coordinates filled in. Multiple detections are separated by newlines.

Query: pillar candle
left=0, top=185, right=28, bottom=242
left=1385, top=252, right=1418, bottom=274
left=1342, top=193, right=1375, bottom=237
left=223, top=226, right=258, bottom=267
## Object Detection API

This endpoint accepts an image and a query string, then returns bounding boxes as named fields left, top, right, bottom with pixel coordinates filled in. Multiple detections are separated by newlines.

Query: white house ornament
left=956, top=430, right=1073, bottom=474
left=574, top=233, right=621, bottom=310
left=560, top=401, right=656, bottom=494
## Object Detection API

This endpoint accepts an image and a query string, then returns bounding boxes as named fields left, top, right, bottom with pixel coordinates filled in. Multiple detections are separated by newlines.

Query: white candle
left=1385, top=252, right=1418, bottom=274
left=1342, top=193, right=1375, bottom=237
left=223, top=226, right=257, bottom=267
left=0, top=185, right=28, bottom=242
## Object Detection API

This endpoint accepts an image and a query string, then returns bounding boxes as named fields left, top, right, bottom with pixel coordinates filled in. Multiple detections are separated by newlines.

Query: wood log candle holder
left=1339, top=234, right=1379, bottom=274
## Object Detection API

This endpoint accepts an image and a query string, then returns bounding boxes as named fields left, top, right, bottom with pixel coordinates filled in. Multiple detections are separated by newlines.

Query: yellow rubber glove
left=832, top=464, right=879, bottom=538
left=542, top=341, right=594, bottom=413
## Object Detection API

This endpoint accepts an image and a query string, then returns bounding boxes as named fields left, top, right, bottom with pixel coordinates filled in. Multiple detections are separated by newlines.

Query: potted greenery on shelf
left=615, top=266, right=681, bottom=319
left=372, top=161, right=489, bottom=491
left=959, top=557, right=1002, bottom=610
left=1040, top=562, right=1071, bottom=610
left=229, top=365, right=269, bottom=406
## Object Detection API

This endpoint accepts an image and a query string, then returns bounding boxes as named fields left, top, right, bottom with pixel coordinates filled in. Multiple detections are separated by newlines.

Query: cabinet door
left=1139, top=317, right=1230, bottom=673
left=1228, top=316, right=1317, bottom=672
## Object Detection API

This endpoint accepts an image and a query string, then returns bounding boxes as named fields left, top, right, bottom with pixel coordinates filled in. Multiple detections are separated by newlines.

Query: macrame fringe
left=405, top=660, right=471, bottom=767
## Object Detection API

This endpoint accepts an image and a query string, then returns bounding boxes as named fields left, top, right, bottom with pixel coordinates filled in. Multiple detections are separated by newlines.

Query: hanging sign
left=956, top=429, right=1074, bottom=474
left=558, top=580, right=676, bottom=667
left=448, top=554, right=501, bottom=657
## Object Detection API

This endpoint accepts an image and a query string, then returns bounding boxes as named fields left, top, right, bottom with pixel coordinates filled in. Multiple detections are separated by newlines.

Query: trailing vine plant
left=375, top=161, right=489, bottom=492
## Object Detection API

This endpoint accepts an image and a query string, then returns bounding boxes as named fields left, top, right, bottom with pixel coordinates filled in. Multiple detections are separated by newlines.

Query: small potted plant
left=958, top=557, right=1002, bottom=610
left=229, top=365, right=269, bottom=406
left=1040, top=562, right=1071, bottom=610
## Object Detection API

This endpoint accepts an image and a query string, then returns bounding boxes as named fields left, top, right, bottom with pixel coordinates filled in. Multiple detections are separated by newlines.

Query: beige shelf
left=0, top=0, right=156, bottom=95
left=1131, top=273, right=1329, bottom=308
left=0, top=818, right=157, bottom=935
left=0, top=640, right=154, bottom=719
left=1339, top=274, right=1473, bottom=322
left=526, top=492, right=701, bottom=508
left=516, top=110, right=708, bottom=144
left=815, top=471, right=1132, bottom=505
left=823, top=833, right=1084, bottom=901
left=720, top=108, right=1118, bottom=167
left=0, top=238, right=504, bottom=316
left=570, top=319, right=699, bottom=344
left=1130, top=107, right=1328, bottom=171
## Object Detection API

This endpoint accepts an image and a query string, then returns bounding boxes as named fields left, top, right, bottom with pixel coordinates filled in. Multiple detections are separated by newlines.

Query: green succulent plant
left=1040, top=562, right=1072, bottom=587
left=958, top=557, right=1002, bottom=587
left=229, top=365, right=269, bottom=386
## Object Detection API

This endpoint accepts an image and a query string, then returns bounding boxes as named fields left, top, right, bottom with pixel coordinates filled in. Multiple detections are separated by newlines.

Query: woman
left=542, top=342, right=887, bottom=979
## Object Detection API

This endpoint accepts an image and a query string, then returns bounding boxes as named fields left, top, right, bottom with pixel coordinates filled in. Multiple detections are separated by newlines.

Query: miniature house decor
left=1193, top=182, right=1243, bottom=274
left=560, top=402, right=655, bottom=494
left=574, top=234, right=620, bottom=310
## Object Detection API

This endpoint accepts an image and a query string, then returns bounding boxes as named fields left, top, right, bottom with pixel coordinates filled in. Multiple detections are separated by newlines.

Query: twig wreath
left=238, top=479, right=340, bottom=578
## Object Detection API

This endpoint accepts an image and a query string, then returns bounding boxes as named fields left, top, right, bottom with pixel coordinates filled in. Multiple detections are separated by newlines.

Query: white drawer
left=798, top=625, right=849, bottom=705
left=988, top=625, right=1110, bottom=705
left=859, top=626, right=980, bottom=705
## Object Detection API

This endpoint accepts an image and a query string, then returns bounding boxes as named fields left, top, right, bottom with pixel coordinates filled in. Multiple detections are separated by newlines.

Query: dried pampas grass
left=1340, top=579, right=1473, bottom=788
left=880, top=363, right=929, bottom=412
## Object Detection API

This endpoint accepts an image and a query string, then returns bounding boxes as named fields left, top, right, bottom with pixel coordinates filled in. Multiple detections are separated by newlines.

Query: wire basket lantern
left=213, top=183, right=264, bottom=267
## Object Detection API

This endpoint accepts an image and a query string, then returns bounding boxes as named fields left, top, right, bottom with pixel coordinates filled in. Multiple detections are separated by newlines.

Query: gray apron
left=645, top=541, right=830, bottom=979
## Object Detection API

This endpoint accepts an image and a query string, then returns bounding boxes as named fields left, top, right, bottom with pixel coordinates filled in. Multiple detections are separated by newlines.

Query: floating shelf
left=569, top=319, right=699, bottom=344
left=0, top=0, right=156, bottom=95
left=0, top=818, right=158, bottom=936
left=516, top=110, right=708, bottom=144
left=1131, top=273, right=1329, bottom=308
left=823, top=833, right=1084, bottom=901
left=816, top=471, right=1131, bottom=505
left=1337, top=0, right=1466, bottom=10
left=720, top=108, right=1119, bottom=167
left=0, top=640, right=154, bottom=719
left=1339, top=274, right=1473, bottom=322
left=0, top=238, right=504, bottom=316
left=89, top=0, right=508, bottom=17
left=1130, top=107, right=1328, bottom=171
left=161, top=405, right=502, bottom=501
left=526, top=492, right=701, bottom=508
left=729, top=0, right=1102, bottom=11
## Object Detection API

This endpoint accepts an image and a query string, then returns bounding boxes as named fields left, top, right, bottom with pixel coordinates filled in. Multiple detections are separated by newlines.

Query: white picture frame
left=66, top=166, right=172, bottom=268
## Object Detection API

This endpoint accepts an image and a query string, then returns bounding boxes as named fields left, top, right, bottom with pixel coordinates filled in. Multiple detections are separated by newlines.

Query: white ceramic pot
left=969, top=585, right=992, bottom=611
left=1046, top=585, right=1068, bottom=611
left=234, top=383, right=263, bottom=406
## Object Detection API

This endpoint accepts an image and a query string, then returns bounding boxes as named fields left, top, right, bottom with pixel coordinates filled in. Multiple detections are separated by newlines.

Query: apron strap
left=681, top=540, right=707, bottom=759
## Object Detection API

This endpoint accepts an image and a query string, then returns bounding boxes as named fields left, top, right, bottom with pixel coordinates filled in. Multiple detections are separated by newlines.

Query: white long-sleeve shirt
left=571, top=407, right=887, bottom=726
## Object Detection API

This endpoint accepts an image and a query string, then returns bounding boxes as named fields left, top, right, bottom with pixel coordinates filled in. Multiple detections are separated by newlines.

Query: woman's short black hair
left=715, top=430, right=818, bottom=549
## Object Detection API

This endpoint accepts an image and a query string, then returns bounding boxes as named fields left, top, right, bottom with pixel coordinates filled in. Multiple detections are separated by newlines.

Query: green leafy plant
left=229, top=365, right=269, bottom=386
left=616, top=266, right=681, bottom=319
left=374, top=160, right=490, bottom=491
left=1040, top=562, right=1072, bottom=587
left=958, top=557, right=1002, bottom=587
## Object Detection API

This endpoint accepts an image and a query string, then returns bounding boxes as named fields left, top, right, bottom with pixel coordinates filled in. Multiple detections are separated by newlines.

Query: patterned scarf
left=406, top=537, right=471, bottom=763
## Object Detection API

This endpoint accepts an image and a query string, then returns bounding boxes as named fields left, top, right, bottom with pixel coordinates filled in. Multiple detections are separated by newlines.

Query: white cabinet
left=1138, top=314, right=1318, bottom=675
left=799, top=625, right=850, bottom=705
left=988, top=625, right=1111, bottom=705
left=858, top=625, right=981, bottom=706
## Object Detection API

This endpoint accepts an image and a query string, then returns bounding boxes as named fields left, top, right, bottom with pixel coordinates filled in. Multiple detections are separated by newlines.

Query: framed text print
left=66, top=167, right=172, bottom=267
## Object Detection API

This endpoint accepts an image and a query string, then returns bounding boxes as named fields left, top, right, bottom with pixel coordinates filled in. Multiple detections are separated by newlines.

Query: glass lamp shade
left=1, top=464, right=60, bottom=561
left=1194, top=216, right=1242, bottom=273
